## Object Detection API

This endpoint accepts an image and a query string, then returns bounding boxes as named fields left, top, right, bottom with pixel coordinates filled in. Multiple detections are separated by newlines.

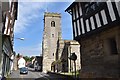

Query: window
left=51, top=21, right=55, bottom=27
left=52, top=34, right=54, bottom=37
left=75, top=5, right=79, bottom=18
left=109, top=38, right=118, bottom=55
left=72, top=8, right=75, bottom=20
left=73, top=22, right=77, bottom=37
left=53, top=53, right=54, bottom=56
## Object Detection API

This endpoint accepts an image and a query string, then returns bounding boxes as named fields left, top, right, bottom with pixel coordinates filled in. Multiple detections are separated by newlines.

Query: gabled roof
left=65, top=2, right=75, bottom=12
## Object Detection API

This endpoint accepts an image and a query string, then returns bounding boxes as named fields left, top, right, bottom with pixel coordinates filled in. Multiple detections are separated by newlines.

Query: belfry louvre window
left=51, top=21, right=55, bottom=27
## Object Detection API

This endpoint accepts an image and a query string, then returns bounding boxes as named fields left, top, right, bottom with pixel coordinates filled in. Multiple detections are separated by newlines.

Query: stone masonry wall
left=79, top=26, right=120, bottom=78
left=69, top=41, right=81, bottom=72
left=42, top=12, right=62, bottom=72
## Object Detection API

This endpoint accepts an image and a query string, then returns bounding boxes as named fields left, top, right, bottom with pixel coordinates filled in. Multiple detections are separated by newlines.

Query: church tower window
left=51, top=21, right=55, bottom=27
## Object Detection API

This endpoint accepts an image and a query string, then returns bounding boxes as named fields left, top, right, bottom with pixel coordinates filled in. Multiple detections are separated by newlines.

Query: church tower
left=42, top=12, right=62, bottom=72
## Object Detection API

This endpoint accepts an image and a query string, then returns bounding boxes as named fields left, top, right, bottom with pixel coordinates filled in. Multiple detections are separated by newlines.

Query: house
left=65, top=0, right=120, bottom=78
left=0, top=1, right=9, bottom=77
left=0, top=0, right=18, bottom=77
left=2, top=34, right=13, bottom=77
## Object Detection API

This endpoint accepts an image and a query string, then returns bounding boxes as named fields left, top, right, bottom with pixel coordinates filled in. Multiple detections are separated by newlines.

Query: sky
left=13, top=0, right=74, bottom=57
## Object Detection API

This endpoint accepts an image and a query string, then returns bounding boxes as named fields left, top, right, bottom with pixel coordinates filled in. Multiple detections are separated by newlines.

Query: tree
left=23, top=56, right=31, bottom=62
left=16, top=53, right=20, bottom=58
left=30, top=56, right=35, bottom=61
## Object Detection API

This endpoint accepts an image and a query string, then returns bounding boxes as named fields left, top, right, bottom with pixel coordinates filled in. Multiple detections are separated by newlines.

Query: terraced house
left=65, top=0, right=120, bottom=78
left=0, top=0, right=18, bottom=77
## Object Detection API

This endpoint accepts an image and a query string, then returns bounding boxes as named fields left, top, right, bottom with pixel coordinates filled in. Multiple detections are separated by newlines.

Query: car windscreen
left=20, top=68, right=27, bottom=71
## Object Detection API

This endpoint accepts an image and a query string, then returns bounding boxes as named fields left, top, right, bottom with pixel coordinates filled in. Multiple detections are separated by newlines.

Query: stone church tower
left=42, top=12, right=62, bottom=72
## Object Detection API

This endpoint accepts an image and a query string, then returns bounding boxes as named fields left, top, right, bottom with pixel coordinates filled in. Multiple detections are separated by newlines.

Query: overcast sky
left=13, top=0, right=74, bottom=57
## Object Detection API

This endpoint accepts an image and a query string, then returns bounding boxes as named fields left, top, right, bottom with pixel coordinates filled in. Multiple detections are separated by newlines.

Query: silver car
left=20, top=67, right=28, bottom=74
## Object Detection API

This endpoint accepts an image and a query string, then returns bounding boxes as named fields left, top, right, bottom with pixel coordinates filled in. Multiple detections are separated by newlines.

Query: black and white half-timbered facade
left=66, top=0, right=120, bottom=78
left=66, top=0, right=120, bottom=40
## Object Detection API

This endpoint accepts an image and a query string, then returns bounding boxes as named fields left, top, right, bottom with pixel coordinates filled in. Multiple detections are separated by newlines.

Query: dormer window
left=51, top=21, right=55, bottom=27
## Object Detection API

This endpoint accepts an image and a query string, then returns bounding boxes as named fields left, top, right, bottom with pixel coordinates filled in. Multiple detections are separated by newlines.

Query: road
left=8, top=68, right=75, bottom=80
left=9, top=68, right=49, bottom=80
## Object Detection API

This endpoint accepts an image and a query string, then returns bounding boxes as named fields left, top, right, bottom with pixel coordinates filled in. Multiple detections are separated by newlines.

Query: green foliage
left=23, top=56, right=35, bottom=62
left=16, top=53, right=20, bottom=58
left=23, top=56, right=31, bottom=62
left=30, top=56, right=35, bottom=61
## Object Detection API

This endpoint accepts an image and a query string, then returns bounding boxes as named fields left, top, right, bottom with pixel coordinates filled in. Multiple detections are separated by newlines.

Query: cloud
left=14, top=1, right=74, bottom=34
left=14, top=2, right=74, bottom=57
left=16, top=42, right=42, bottom=57
left=14, top=2, right=47, bottom=33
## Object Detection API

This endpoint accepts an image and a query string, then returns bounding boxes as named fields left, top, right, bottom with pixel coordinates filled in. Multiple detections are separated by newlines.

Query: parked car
left=26, top=63, right=34, bottom=68
left=34, top=61, right=41, bottom=71
left=20, top=67, right=28, bottom=74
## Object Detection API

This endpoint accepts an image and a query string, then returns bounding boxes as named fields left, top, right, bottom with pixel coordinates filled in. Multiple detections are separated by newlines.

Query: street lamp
left=69, top=52, right=77, bottom=79
left=15, top=37, right=24, bottom=40
left=13, top=37, right=24, bottom=70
